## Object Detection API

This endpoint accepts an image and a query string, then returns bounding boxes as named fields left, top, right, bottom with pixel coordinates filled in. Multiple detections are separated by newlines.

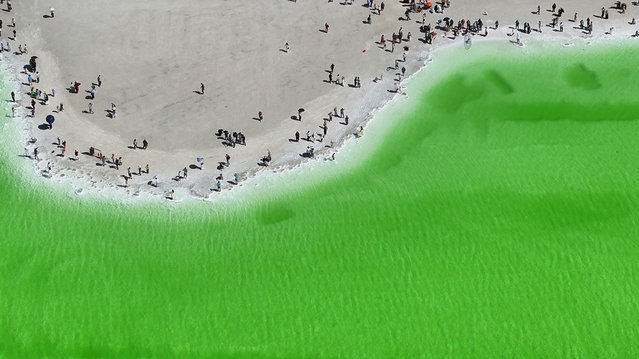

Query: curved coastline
left=2, top=1, right=639, bottom=204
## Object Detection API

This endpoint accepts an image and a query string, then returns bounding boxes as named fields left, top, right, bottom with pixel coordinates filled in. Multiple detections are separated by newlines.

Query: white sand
left=4, top=0, right=639, bottom=199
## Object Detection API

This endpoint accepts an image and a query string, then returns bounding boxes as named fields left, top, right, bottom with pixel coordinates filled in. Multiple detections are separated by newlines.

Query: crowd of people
left=7, top=0, right=639, bottom=199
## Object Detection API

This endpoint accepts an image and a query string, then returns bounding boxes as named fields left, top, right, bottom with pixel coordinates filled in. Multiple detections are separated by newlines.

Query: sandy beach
left=5, top=0, right=639, bottom=199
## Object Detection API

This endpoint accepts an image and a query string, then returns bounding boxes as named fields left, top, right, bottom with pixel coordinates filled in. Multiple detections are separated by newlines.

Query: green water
left=2, top=41, right=639, bottom=358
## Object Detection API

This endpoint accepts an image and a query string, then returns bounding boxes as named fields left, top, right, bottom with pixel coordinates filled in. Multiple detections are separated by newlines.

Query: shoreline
left=2, top=1, right=639, bottom=203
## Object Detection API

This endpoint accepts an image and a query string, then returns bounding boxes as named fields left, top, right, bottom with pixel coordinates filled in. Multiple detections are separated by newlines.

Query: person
left=97, top=75, right=102, bottom=87
left=11, top=106, right=14, bottom=117
left=344, top=115, right=349, bottom=125
left=295, top=131, right=300, bottom=142
left=10, top=91, right=14, bottom=102
left=216, top=181, right=221, bottom=191
left=111, top=103, right=116, bottom=118
left=284, top=42, right=289, bottom=52
left=183, top=167, right=188, bottom=178
left=33, top=147, right=38, bottom=160
left=50, top=7, right=54, bottom=18
left=258, top=111, right=263, bottom=121
left=325, top=23, right=329, bottom=32
left=367, top=14, right=371, bottom=24
left=74, top=150, right=78, bottom=159
left=133, top=138, right=138, bottom=149
left=200, top=82, right=205, bottom=94
left=225, top=153, right=230, bottom=166
left=142, top=139, right=148, bottom=149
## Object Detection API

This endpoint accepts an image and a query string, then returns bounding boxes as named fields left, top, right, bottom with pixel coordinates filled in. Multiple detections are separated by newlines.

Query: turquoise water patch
left=2, top=41, right=639, bottom=358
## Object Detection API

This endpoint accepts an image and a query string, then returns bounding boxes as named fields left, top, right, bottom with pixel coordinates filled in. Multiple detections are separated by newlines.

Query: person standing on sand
left=146, top=164, right=150, bottom=173
left=133, top=138, right=138, bottom=149
left=88, top=102, right=93, bottom=114
left=50, top=7, right=54, bottom=18
left=325, top=23, right=329, bottom=32
left=200, top=82, right=205, bottom=95
left=10, top=90, right=14, bottom=102
left=142, top=139, right=148, bottom=149
left=258, top=111, right=263, bottom=121
left=225, top=154, right=230, bottom=166
left=295, top=131, right=300, bottom=142
left=97, top=75, right=101, bottom=87
left=344, top=115, right=349, bottom=125
left=11, top=106, right=15, bottom=117
left=183, top=167, right=188, bottom=178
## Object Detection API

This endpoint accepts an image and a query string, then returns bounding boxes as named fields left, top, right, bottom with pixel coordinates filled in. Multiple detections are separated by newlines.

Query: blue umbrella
left=196, top=157, right=204, bottom=163
left=45, top=114, right=55, bottom=124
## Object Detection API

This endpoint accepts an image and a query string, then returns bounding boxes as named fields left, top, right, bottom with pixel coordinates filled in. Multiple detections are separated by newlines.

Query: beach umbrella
left=196, top=157, right=204, bottom=163
left=45, top=115, right=55, bottom=124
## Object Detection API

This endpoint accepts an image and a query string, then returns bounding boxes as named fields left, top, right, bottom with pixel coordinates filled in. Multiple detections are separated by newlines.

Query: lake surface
left=2, top=40, right=639, bottom=358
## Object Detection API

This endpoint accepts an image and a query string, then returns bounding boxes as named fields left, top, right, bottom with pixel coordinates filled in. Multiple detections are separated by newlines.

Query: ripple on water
left=563, top=63, right=601, bottom=90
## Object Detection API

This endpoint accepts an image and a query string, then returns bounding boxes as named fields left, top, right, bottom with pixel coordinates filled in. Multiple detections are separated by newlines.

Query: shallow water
left=2, top=41, right=639, bottom=358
